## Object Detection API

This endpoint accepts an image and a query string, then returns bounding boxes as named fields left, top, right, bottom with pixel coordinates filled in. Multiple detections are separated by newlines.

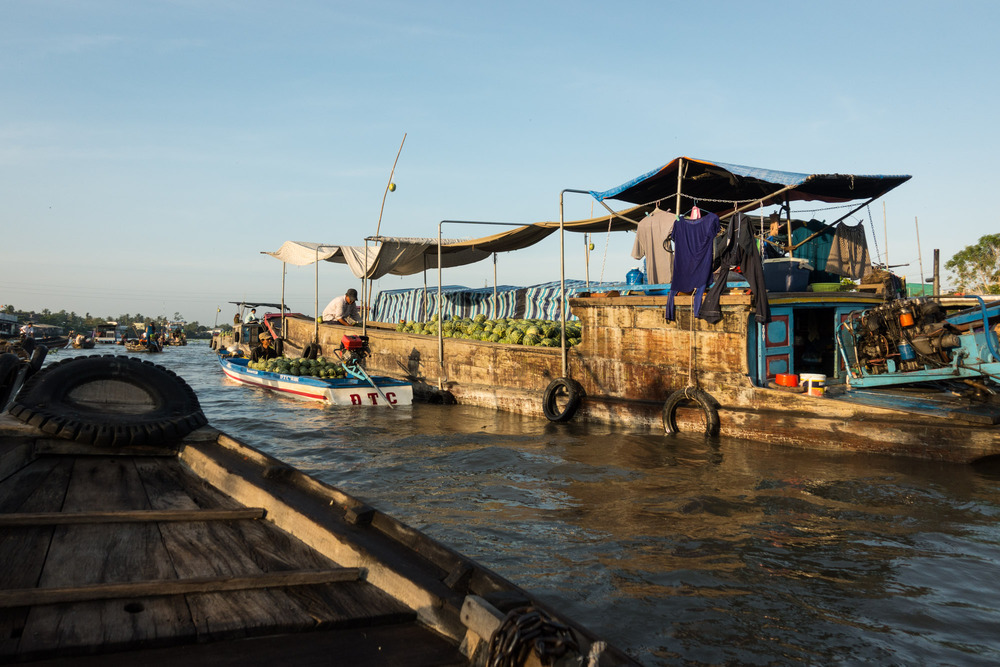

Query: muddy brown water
left=40, top=344, right=1000, bottom=665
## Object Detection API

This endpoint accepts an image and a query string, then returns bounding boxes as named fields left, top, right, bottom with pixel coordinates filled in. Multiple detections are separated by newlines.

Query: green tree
left=946, top=233, right=1000, bottom=295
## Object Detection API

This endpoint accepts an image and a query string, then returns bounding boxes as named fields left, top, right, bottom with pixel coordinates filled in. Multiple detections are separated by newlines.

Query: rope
left=598, top=213, right=612, bottom=283
left=866, top=204, right=882, bottom=266
left=687, top=303, right=696, bottom=387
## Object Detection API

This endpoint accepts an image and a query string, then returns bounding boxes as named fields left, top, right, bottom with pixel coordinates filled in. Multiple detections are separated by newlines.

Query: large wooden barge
left=276, top=291, right=1000, bottom=465
left=247, top=157, right=1000, bottom=463
left=0, top=353, right=633, bottom=665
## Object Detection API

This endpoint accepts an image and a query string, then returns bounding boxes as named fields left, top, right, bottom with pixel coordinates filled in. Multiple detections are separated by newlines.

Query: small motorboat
left=219, top=334, right=413, bottom=407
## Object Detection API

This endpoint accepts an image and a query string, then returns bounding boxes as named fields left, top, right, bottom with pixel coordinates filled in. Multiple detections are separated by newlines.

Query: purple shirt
left=666, top=213, right=720, bottom=320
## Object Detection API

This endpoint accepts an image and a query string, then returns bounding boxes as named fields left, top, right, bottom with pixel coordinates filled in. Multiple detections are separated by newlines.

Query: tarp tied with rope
left=264, top=204, right=654, bottom=278
left=589, top=157, right=911, bottom=207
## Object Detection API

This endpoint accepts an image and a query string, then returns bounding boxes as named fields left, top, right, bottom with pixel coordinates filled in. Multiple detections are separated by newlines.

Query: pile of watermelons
left=247, top=356, right=349, bottom=378
left=395, top=314, right=582, bottom=347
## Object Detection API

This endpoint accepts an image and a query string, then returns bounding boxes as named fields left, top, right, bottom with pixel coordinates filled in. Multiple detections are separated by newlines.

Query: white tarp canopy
left=264, top=203, right=653, bottom=279
left=264, top=238, right=492, bottom=280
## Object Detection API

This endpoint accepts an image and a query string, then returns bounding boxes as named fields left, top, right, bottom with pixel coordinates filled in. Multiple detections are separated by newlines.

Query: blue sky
left=2, top=1, right=997, bottom=326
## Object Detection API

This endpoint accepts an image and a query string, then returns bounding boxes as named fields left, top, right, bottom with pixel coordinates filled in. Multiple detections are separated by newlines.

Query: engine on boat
left=849, top=297, right=963, bottom=374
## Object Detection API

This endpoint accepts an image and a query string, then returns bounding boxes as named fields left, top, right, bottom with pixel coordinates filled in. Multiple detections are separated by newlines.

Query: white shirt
left=322, top=296, right=360, bottom=324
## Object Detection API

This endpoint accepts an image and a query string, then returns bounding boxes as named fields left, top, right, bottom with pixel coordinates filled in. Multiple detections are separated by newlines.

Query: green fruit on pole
left=389, top=182, right=396, bottom=192
left=588, top=243, right=595, bottom=250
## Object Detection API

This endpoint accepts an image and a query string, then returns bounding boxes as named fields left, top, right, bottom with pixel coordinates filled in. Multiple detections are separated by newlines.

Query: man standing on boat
left=322, top=288, right=361, bottom=326
left=250, top=331, right=278, bottom=363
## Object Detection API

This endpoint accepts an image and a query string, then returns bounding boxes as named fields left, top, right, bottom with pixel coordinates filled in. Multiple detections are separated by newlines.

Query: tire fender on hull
left=542, top=377, right=583, bottom=422
left=8, top=355, right=208, bottom=448
left=662, top=388, right=720, bottom=436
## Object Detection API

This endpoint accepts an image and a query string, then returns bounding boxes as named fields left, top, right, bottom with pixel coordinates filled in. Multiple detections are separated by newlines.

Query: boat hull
left=272, top=296, right=1000, bottom=463
left=218, top=355, right=413, bottom=406
left=0, top=355, right=630, bottom=665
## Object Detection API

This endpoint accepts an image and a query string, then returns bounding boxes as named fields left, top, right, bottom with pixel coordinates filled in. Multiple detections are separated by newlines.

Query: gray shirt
left=631, top=208, right=677, bottom=284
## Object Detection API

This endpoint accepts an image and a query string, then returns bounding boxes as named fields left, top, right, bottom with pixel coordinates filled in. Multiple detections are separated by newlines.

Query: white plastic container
left=800, top=373, right=826, bottom=397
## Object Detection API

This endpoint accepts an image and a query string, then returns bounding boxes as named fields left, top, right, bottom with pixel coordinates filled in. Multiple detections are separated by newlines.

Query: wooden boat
left=166, top=321, right=188, bottom=346
left=257, top=157, right=1000, bottom=463
left=126, top=341, right=162, bottom=353
left=218, top=353, right=413, bottom=407
left=93, top=321, right=126, bottom=344
left=0, top=353, right=633, bottom=665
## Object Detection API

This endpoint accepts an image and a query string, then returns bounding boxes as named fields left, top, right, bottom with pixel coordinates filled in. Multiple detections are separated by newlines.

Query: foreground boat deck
left=0, top=408, right=630, bottom=665
left=0, top=444, right=463, bottom=664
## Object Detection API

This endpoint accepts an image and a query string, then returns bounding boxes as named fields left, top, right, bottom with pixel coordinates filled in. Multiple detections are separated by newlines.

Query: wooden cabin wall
left=285, top=295, right=756, bottom=424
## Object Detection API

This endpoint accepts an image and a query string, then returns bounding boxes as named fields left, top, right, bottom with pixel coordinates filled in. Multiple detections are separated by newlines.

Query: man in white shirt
left=322, top=289, right=361, bottom=326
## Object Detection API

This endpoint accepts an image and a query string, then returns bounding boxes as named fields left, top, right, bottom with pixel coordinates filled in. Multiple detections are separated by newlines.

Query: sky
left=2, top=0, right=998, bottom=327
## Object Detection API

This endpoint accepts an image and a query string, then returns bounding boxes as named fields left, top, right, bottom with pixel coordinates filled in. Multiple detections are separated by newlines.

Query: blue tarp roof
left=589, top=157, right=911, bottom=207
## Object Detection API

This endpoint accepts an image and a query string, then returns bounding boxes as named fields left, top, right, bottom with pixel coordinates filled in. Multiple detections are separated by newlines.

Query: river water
left=42, top=343, right=1000, bottom=665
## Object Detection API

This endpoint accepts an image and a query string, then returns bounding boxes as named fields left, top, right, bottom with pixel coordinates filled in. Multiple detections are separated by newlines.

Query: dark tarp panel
left=589, top=157, right=911, bottom=207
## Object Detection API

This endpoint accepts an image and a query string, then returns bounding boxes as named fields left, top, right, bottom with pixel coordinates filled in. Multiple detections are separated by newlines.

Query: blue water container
left=626, top=267, right=645, bottom=285
left=898, top=341, right=916, bottom=361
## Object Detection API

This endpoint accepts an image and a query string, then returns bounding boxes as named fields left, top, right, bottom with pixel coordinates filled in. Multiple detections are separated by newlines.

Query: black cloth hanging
left=700, top=213, right=770, bottom=325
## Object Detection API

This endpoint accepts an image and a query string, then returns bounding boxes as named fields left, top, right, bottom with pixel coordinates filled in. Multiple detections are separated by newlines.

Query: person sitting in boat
left=250, top=331, right=278, bottom=363
left=763, top=216, right=787, bottom=259
left=322, top=288, right=361, bottom=326
left=244, top=308, right=258, bottom=324
left=20, top=321, right=35, bottom=354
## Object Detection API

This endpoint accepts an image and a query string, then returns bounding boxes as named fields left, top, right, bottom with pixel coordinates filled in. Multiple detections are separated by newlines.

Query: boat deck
left=0, top=437, right=465, bottom=664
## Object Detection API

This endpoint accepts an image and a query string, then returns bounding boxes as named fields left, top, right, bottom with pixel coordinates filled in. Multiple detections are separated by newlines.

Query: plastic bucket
left=800, top=373, right=826, bottom=397
left=775, top=373, right=799, bottom=387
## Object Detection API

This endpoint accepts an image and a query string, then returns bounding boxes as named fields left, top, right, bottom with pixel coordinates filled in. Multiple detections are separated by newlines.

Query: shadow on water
left=42, top=344, right=1000, bottom=666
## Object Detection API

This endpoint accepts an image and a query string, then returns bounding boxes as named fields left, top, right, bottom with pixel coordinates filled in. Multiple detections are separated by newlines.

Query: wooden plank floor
left=0, top=454, right=436, bottom=662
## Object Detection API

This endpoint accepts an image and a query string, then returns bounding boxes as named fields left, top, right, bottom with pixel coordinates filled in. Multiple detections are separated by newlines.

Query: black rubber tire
left=274, top=338, right=284, bottom=356
left=0, top=352, right=22, bottom=410
left=209, top=337, right=217, bottom=350
left=8, top=355, right=207, bottom=448
left=26, top=345, right=48, bottom=379
left=542, top=377, right=583, bottom=422
left=662, top=388, right=720, bottom=436
left=301, top=343, right=314, bottom=359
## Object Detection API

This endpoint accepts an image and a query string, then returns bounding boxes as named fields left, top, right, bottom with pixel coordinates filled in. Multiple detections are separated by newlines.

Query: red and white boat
left=218, top=354, right=413, bottom=406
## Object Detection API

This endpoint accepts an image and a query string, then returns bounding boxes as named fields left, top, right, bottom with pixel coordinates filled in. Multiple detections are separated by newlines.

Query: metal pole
left=560, top=194, right=566, bottom=377
left=362, top=240, right=369, bottom=336
left=314, top=247, right=319, bottom=343
left=281, top=262, right=287, bottom=340
left=674, top=158, right=683, bottom=215
left=423, top=263, right=428, bottom=322
left=493, top=253, right=498, bottom=317
left=915, top=216, right=925, bottom=289
left=784, top=195, right=793, bottom=258
left=437, top=222, right=444, bottom=389
left=933, top=249, right=940, bottom=296
left=584, top=233, right=590, bottom=288
left=430, top=219, right=535, bottom=388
